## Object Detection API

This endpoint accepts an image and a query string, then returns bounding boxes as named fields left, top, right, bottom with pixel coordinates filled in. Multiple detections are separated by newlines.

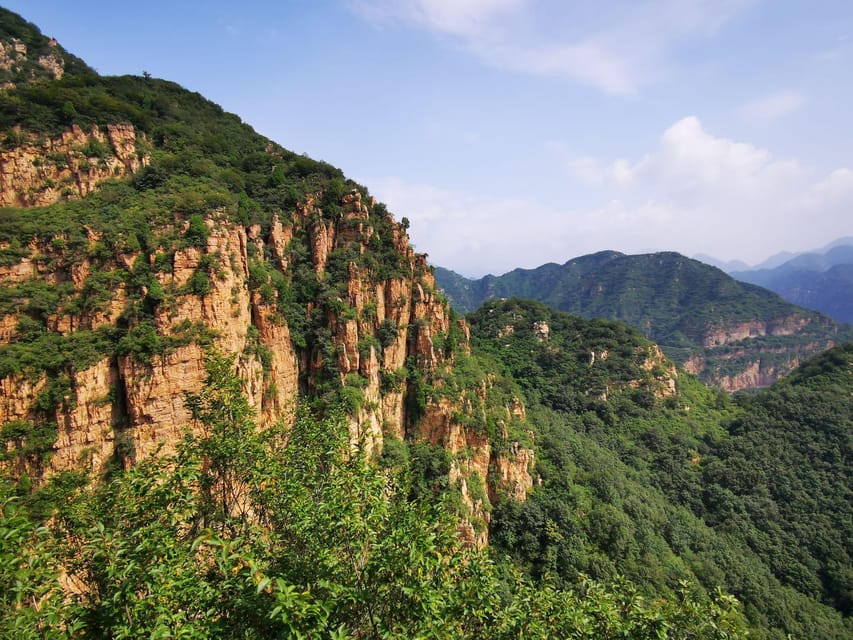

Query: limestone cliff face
left=701, top=316, right=816, bottom=348
left=697, top=316, right=837, bottom=392
left=0, top=16, right=533, bottom=548
left=0, top=124, right=148, bottom=207
left=715, top=359, right=797, bottom=393
left=0, top=166, right=532, bottom=539
left=416, top=394, right=534, bottom=548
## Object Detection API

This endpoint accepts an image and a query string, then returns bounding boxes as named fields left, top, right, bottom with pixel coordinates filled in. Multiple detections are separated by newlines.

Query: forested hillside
left=1, top=353, right=749, bottom=639
left=436, top=252, right=853, bottom=390
left=469, top=299, right=852, bottom=639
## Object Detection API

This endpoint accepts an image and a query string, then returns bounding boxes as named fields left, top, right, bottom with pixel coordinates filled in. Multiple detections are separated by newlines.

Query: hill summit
left=436, top=251, right=853, bottom=390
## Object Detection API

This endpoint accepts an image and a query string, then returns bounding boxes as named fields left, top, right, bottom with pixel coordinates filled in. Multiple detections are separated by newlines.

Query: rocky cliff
left=0, top=144, right=531, bottom=546
left=0, top=10, right=530, bottom=544
left=0, top=34, right=65, bottom=87
left=0, top=123, right=147, bottom=207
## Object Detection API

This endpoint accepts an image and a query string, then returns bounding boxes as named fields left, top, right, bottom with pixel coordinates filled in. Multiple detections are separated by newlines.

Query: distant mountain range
left=435, top=251, right=853, bottom=391
left=696, top=237, right=853, bottom=273
left=719, top=239, right=853, bottom=323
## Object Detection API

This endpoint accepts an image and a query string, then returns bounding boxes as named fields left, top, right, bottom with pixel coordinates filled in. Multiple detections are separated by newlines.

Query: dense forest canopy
left=470, top=299, right=852, bottom=639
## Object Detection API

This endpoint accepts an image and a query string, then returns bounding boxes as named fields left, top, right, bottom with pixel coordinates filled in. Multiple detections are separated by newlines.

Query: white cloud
left=349, top=0, right=524, bottom=38
left=563, top=116, right=852, bottom=262
left=367, top=118, right=853, bottom=275
left=738, top=91, right=805, bottom=124
left=350, top=0, right=754, bottom=94
left=567, top=156, right=607, bottom=186
left=569, top=156, right=635, bottom=187
left=807, top=168, right=853, bottom=204
left=368, top=177, right=566, bottom=276
left=478, top=39, right=645, bottom=95
left=570, top=116, right=804, bottom=197
left=370, top=177, right=651, bottom=276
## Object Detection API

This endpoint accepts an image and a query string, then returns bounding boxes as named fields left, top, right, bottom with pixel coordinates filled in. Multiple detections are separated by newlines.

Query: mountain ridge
left=435, top=251, right=853, bottom=390
left=729, top=240, right=853, bottom=323
left=696, top=236, right=853, bottom=272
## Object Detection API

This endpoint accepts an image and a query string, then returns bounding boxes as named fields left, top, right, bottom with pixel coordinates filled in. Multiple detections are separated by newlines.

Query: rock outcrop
left=417, top=395, right=534, bottom=548
left=0, top=175, right=532, bottom=543
left=638, top=344, right=678, bottom=398
left=701, top=316, right=816, bottom=348
left=697, top=316, right=838, bottom=392
left=0, top=35, right=65, bottom=87
left=0, top=124, right=148, bottom=207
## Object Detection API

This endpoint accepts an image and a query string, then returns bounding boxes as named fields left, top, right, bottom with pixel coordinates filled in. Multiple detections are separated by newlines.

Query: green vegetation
left=0, top=9, right=92, bottom=87
left=0, top=419, right=57, bottom=463
left=436, top=253, right=853, bottom=388
left=0, top=352, right=747, bottom=638
left=467, top=299, right=852, bottom=639
left=701, top=344, right=853, bottom=619
left=0, top=4, right=419, bottom=448
left=0, top=9, right=848, bottom=638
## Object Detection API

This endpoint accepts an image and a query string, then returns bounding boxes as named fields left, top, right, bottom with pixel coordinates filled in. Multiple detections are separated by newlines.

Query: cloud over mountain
left=371, top=117, right=853, bottom=276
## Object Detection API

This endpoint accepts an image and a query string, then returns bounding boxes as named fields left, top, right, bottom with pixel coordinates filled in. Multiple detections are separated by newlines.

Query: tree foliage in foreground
left=0, top=352, right=746, bottom=638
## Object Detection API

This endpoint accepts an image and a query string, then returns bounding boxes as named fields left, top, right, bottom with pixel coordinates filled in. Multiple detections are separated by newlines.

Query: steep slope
left=0, top=346, right=749, bottom=639
left=0, top=9, right=91, bottom=87
left=437, top=251, right=853, bottom=390
left=467, top=298, right=852, bottom=639
left=700, top=342, right=853, bottom=623
left=0, top=9, right=534, bottom=542
left=732, top=243, right=853, bottom=323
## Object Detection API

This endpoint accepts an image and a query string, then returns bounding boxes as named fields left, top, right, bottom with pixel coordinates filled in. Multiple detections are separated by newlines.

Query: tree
left=1, top=351, right=748, bottom=638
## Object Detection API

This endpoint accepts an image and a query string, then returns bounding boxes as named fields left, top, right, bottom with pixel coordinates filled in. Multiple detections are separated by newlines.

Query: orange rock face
left=0, top=166, right=533, bottom=545
left=0, top=124, right=148, bottom=207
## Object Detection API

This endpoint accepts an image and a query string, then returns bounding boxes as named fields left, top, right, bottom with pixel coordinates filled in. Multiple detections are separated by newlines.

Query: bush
left=377, top=318, right=398, bottom=348
left=184, top=213, right=208, bottom=247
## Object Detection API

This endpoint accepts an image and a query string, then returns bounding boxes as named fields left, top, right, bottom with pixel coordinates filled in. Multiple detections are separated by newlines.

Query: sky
left=5, top=1, right=852, bottom=277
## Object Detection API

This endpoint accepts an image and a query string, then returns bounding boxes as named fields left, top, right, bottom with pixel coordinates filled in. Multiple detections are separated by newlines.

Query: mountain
left=731, top=241, right=853, bottom=323
left=693, top=253, right=750, bottom=272
left=0, top=8, right=849, bottom=639
left=753, top=250, right=801, bottom=270
left=471, top=299, right=853, bottom=639
left=0, top=7, right=542, bottom=549
left=700, top=237, right=853, bottom=273
left=436, top=251, right=853, bottom=391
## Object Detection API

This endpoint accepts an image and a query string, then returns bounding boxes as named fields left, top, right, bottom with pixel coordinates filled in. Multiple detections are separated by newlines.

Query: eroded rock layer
left=0, top=167, right=532, bottom=544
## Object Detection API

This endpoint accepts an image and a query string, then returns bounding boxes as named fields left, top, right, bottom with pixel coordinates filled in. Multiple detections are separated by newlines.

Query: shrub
left=184, top=214, right=208, bottom=247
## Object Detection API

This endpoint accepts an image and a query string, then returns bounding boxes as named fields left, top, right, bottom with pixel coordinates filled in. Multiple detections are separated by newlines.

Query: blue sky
left=6, top=1, right=852, bottom=276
